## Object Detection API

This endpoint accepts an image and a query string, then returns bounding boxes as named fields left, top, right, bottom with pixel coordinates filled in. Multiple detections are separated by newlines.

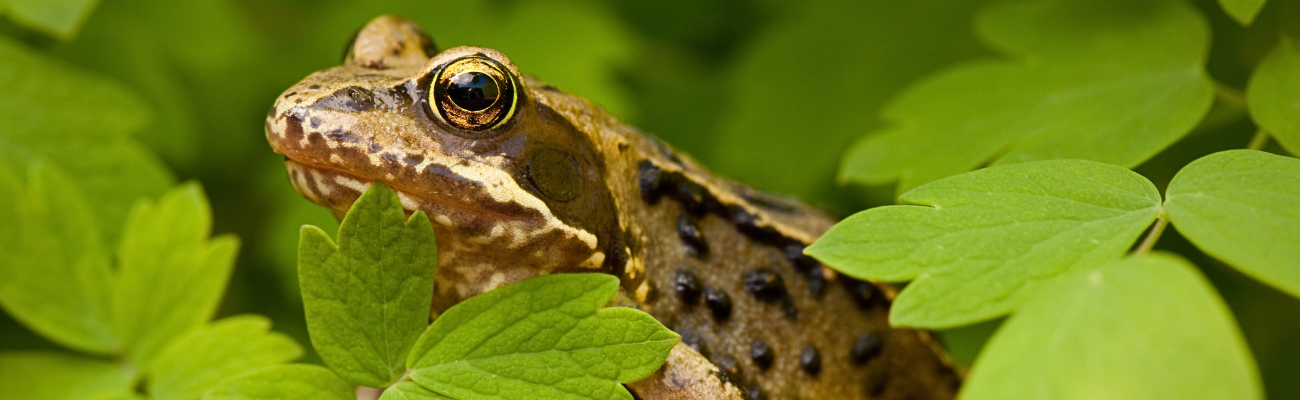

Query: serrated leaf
left=300, top=182, right=437, bottom=388
left=406, top=274, right=679, bottom=400
left=112, top=183, right=239, bottom=367
left=0, top=36, right=172, bottom=245
left=1246, top=39, right=1300, bottom=155
left=0, top=351, right=133, bottom=400
left=1165, top=150, right=1300, bottom=298
left=841, top=0, right=1212, bottom=195
left=148, top=315, right=303, bottom=400
left=202, top=365, right=355, bottom=400
left=1, top=0, right=99, bottom=40
left=380, top=382, right=453, bottom=400
left=807, top=160, right=1162, bottom=328
left=960, top=254, right=1261, bottom=400
left=704, top=0, right=987, bottom=203
left=0, top=163, right=116, bottom=353
left=1219, top=0, right=1267, bottom=25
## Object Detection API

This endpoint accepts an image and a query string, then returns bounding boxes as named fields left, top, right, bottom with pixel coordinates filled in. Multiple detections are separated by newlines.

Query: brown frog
left=266, top=15, right=960, bottom=400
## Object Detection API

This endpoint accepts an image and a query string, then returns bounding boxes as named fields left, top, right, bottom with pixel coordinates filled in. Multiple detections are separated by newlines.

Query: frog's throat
left=283, top=159, right=600, bottom=259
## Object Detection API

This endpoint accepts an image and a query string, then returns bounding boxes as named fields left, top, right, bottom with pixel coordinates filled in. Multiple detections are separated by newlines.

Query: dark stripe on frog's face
left=265, top=16, right=624, bottom=300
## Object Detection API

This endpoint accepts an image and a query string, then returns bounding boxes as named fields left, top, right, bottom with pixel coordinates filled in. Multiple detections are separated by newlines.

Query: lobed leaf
left=299, top=182, right=437, bottom=388
left=1165, top=150, right=1300, bottom=298
left=1, top=0, right=99, bottom=40
left=807, top=160, right=1161, bottom=328
left=841, top=0, right=1212, bottom=195
left=406, top=274, right=679, bottom=400
left=0, top=351, right=134, bottom=400
left=112, top=183, right=239, bottom=368
left=960, top=254, right=1261, bottom=400
left=202, top=365, right=354, bottom=400
left=1246, top=39, right=1300, bottom=155
left=1218, top=0, right=1267, bottom=26
left=0, top=163, right=117, bottom=353
left=147, top=315, right=303, bottom=400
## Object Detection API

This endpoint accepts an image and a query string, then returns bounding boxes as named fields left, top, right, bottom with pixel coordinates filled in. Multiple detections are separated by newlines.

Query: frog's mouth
left=282, top=158, right=547, bottom=235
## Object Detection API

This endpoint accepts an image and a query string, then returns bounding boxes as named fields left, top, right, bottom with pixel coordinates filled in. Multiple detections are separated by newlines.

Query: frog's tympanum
left=267, top=16, right=960, bottom=400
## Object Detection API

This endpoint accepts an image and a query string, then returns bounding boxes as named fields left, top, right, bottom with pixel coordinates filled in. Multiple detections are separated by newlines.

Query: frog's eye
left=431, top=57, right=517, bottom=131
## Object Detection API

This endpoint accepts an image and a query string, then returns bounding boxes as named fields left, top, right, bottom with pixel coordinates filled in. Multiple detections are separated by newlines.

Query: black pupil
left=446, top=71, right=499, bottom=111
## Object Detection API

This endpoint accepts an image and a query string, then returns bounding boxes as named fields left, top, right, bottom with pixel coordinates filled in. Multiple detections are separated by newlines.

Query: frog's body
left=267, top=16, right=959, bottom=400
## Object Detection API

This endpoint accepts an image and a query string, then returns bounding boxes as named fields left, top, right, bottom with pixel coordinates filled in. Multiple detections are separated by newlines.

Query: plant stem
left=1135, top=212, right=1169, bottom=255
left=1213, top=81, right=1248, bottom=112
left=1248, top=129, right=1271, bottom=150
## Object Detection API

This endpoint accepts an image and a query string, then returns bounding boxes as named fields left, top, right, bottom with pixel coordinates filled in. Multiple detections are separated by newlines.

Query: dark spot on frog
left=368, top=142, right=382, bottom=153
left=750, top=339, right=774, bottom=370
left=677, top=215, right=708, bottom=257
left=679, top=329, right=707, bottom=356
left=284, top=115, right=304, bottom=143
left=783, top=243, right=819, bottom=273
left=618, top=143, right=629, bottom=152
left=842, top=278, right=879, bottom=309
left=807, top=265, right=827, bottom=298
left=703, top=287, right=731, bottom=320
left=851, top=331, right=883, bottom=365
left=743, top=269, right=785, bottom=301
left=403, top=153, right=424, bottom=166
left=637, top=160, right=666, bottom=204
left=283, top=91, right=297, bottom=99
left=309, top=84, right=321, bottom=89
left=866, top=370, right=889, bottom=397
left=800, top=345, right=821, bottom=376
left=746, top=385, right=764, bottom=400
left=309, top=116, right=322, bottom=129
left=673, top=268, right=701, bottom=304
left=713, top=355, right=739, bottom=378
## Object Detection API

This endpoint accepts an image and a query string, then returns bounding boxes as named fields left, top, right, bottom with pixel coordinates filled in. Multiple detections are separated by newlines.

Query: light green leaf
left=0, top=163, right=116, bottom=353
left=0, top=36, right=172, bottom=245
left=710, top=0, right=986, bottom=203
left=0, top=351, right=133, bottom=400
left=1246, top=39, right=1300, bottom=155
left=960, top=254, right=1261, bottom=400
left=841, top=0, right=1212, bottom=195
left=202, top=365, right=355, bottom=400
left=300, top=182, right=437, bottom=388
left=807, top=160, right=1162, bottom=328
left=1, top=0, right=99, bottom=40
left=406, top=274, right=679, bottom=400
left=1219, top=0, right=1267, bottom=25
left=1165, top=150, right=1300, bottom=298
left=148, top=315, right=303, bottom=400
left=380, top=382, right=454, bottom=400
left=112, top=183, right=239, bottom=367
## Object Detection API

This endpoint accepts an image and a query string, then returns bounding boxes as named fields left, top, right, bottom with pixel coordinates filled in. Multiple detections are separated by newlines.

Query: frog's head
left=266, top=16, right=625, bottom=302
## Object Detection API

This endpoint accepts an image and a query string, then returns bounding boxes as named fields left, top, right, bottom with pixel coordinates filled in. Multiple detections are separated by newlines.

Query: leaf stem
left=1135, top=212, right=1169, bottom=255
left=1247, top=129, right=1270, bottom=150
left=1213, top=81, right=1248, bottom=112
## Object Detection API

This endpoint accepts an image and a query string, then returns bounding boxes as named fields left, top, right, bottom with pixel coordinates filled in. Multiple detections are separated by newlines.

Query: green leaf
left=841, top=0, right=1213, bottom=195
left=0, top=36, right=172, bottom=246
left=710, top=0, right=986, bottom=203
left=379, top=382, right=454, bottom=400
left=807, top=160, right=1162, bottom=328
left=202, top=365, right=355, bottom=400
left=0, top=351, right=133, bottom=400
left=960, top=254, right=1261, bottom=400
left=406, top=274, right=679, bottom=400
left=1218, top=0, right=1267, bottom=25
left=1165, top=150, right=1300, bottom=298
left=112, top=183, right=239, bottom=367
left=147, top=315, right=303, bottom=400
left=1246, top=39, right=1300, bottom=155
left=0, top=163, right=116, bottom=353
left=299, top=182, right=437, bottom=388
left=1, top=0, right=99, bottom=40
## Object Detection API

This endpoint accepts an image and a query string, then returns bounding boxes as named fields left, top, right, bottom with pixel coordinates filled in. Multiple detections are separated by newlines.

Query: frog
left=266, top=15, right=960, bottom=400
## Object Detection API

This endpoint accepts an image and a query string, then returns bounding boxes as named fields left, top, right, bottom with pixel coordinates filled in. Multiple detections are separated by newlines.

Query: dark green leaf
left=841, top=0, right=1212, bottom=195
left=112, top=183, right=239, bottom=367
left=0, top=163, right=116, bottom=353
left=961, top=254, right=1261, bottom=400
left=299, top=182, right=437, bottom=388
left=807, top=160, right=1161, bottom=328
left=1246, top=39, right=1300, bottom=155
left=1165, top=150, right=1300, bottom=298
left=202, top=365, right=355, bottom=400
left=0, top=351, right=133, bottom=400
left=407, top=274, right=679, bottom=400
left=1219, top=0, right=1267, bottom=25
left=148, top=315, right=303, bottom=400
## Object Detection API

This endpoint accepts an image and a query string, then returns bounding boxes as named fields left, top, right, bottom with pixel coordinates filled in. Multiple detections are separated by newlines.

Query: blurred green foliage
left=2, top=0, right=1299, bottom=398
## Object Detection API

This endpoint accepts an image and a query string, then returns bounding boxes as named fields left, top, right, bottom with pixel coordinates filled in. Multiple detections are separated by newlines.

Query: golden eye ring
left=431, top=57, right=517, bottom=131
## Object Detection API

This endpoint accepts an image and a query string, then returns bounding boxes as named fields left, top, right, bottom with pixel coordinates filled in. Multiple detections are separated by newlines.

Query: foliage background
left=1, top=0, right=1297, bottom=397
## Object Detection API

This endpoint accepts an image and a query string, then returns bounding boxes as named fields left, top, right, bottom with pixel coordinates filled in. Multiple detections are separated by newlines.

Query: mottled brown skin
left=267, top=16, right=960, bottom=400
